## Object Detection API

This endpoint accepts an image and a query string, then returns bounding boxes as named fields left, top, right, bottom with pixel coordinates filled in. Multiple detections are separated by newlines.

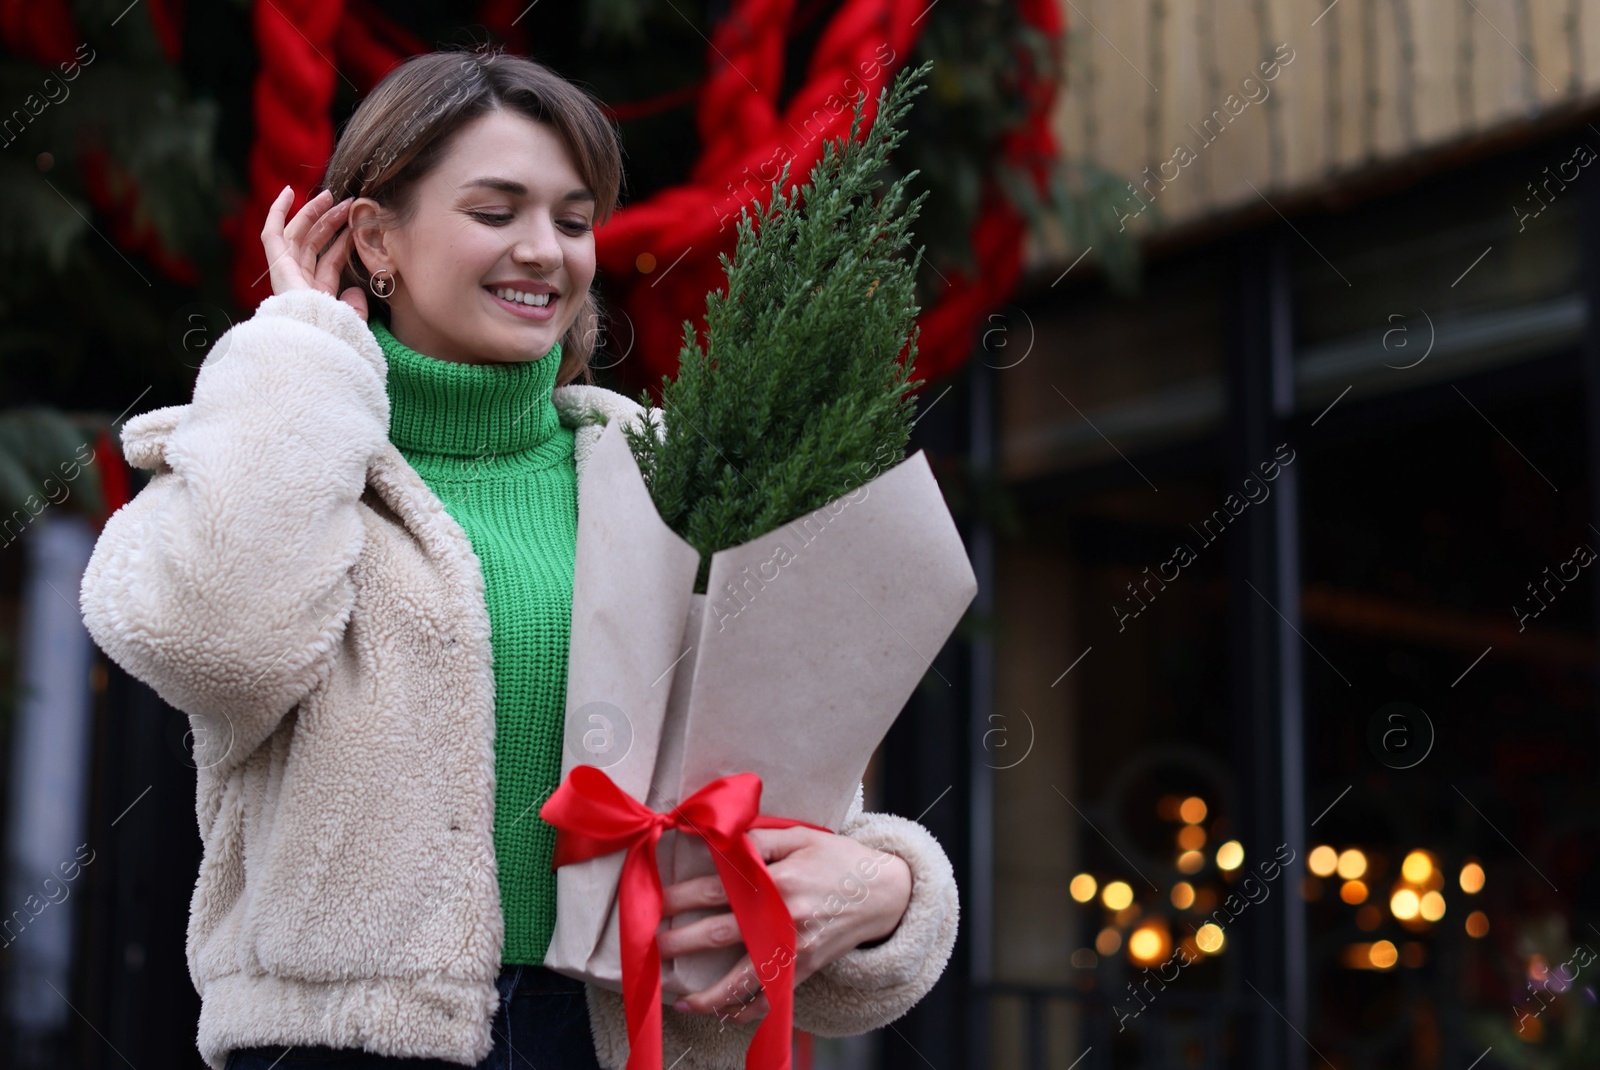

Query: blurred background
left=1, top=0, right=1596, bottom=1068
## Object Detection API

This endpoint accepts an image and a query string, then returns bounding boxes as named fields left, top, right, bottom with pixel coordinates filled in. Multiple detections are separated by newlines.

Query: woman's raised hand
left=260, top=186, right=369, bottom=322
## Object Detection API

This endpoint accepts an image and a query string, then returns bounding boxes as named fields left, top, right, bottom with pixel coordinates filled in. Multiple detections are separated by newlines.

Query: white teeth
left=491, top=287, right=553, bottom=307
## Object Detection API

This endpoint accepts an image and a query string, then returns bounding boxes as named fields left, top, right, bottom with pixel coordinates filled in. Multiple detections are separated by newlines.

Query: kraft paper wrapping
left=543, top=420, right=978, bottom=1000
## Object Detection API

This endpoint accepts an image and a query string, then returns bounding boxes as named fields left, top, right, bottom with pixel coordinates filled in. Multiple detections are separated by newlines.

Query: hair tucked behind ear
left=320, top=48, right=626, bottom=386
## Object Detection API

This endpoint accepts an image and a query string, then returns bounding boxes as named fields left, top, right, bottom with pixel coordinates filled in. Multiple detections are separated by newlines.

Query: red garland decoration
left=337, top=0, right=428, bottom=89
left=93, top=425, right=130, bottom=521
left=80, top=145, right=200, bottom=285
left=1, top=0, right=205, bottom=284
left=229, top=0, right=347, bottom=307
left=146, top=0, right=184, bottom=63
left=0, top=0, right=77, bottom=65
left=227, top=0, right=1067, bottom=391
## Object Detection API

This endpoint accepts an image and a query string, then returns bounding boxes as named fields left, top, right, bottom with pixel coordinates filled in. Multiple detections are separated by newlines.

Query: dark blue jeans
left=223, top=965, right=603, bottom=1070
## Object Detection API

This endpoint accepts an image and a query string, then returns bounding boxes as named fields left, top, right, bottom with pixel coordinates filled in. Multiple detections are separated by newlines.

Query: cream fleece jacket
left=77, top=288, right=959, bottom=1069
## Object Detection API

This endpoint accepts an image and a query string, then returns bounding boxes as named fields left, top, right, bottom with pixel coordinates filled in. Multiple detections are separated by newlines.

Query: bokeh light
left=1401, top=850, right=1432, bottom=883
left=1070, top=873, right=1098, bottom=903
left=1179, top=797, right=1208, bottom=824
left=1336, top=849, right=1367, bottom=881
left=1390, top=888, right=1420, bottom=920
left=1308, top=845, right=1338, bottom=877
left=1102, top=880, right=1133, bottom=911
left=1128, top=923, right=1169, bottom=965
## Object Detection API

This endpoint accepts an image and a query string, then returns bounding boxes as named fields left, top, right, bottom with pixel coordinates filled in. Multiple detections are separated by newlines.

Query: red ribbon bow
left=540, top=765, right=830, bottom=1070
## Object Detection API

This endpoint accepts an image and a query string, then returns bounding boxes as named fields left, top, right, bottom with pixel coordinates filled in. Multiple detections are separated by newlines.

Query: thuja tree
left=621, top=61, right=933, bottom=595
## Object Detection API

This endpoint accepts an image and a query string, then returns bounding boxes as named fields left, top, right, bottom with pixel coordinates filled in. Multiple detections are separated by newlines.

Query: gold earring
left=370, top=269, right=396, bottom=298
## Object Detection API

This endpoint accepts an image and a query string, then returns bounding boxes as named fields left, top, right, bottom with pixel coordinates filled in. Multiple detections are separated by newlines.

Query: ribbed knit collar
left=373, top=318, right=564, bottom=460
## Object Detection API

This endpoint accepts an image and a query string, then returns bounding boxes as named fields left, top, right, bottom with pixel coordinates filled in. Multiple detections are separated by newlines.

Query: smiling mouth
left=486, top=286, right=556, bottom=308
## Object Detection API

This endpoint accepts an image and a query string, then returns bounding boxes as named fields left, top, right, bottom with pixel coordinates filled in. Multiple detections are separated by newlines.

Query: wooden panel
left=1276, top=5, right=1325, bottom=189
left=1468, top=0, right=1531, bottom=130
left=1046, top=0, right=1600, bottom=242
left=1411, top=0, right=1464, bottom=145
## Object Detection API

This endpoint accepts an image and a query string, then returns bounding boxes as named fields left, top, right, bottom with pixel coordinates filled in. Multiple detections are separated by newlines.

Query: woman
left=78, top=50, right=958, bottom=1070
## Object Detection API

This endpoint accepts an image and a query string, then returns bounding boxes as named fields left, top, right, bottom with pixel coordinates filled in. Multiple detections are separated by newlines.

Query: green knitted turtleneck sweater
left=372, top=317, right=576, bottom=966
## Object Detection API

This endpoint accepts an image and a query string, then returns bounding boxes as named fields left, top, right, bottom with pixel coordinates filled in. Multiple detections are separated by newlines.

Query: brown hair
left=321, top=49, right=624, bottom=386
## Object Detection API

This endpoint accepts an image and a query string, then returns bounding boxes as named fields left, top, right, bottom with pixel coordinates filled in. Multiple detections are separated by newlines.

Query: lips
left=485, top=285, right=559, bottom=321
left=486, top=285, right=556, bottom=308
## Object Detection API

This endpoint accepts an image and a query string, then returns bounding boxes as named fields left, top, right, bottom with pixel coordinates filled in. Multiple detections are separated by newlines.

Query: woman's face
left=352, top=108, right=597, bottom=365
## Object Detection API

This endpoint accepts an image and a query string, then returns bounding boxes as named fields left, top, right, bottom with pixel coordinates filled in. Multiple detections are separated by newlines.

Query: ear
left=348, top=196, right=393, bottom=272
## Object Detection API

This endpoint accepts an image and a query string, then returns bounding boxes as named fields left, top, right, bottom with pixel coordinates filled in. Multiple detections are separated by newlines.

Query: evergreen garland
left=621, top=61, right=932, bottom=595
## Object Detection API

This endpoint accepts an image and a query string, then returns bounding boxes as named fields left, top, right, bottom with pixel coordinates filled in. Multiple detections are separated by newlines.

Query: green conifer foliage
left=623, top=62, right=934, bottom=595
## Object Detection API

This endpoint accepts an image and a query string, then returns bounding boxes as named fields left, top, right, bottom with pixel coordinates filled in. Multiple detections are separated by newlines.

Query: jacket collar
left=117, top=381, right=658, bottom=490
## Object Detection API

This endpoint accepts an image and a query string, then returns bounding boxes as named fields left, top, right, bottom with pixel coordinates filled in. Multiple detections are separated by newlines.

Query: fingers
left=259, top=185, right=294, bottom=269
left=656, top=910, right=744, bottom=959
left=745, top=825, right=822, bottom=862
left=306, top=197, right=354, bottom=259
left=338, top=286, right=369, bottom=323
left=314, top=225, right=355, bottom=296
left=659, top=875, right=727, bottom=917
left=673, top=951, right=768, bottom=1022
left=282, top=188, right=336, bottom=248
left=260, top=185, right=360, bottom=299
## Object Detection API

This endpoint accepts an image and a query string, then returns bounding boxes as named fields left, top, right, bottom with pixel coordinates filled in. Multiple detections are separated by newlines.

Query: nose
left=510, top=214, right=563, bottom=281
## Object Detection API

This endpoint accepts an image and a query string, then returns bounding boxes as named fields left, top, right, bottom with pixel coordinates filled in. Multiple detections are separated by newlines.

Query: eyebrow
left=460, top=177, right=596, bottom=202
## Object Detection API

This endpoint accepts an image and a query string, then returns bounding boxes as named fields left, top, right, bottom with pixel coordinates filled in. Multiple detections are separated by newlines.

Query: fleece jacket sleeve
left=788, top=785, right=961, bottom=1037
left=78, top=288, right=389, bottom=773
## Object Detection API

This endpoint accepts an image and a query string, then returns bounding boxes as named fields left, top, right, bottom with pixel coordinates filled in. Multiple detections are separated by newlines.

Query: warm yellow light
left=1171, top=882, right=1196, bottom=910
left=1102, top=880, right=1133, bottom=911
left=1401, top=850, right=1433, bottom=884
left=1179, top=797, right=1208, bottom=824
left=1196, top=923, right=1225, bottom=954
left=1369, top=940, right=1398, bottom=969
left=1466, top=911, right=1489, bottom=938
left=1070, top=873, right=1098, bottom=903
left=1216, top=840, right=1244, bottom=871
left=1419, top=891, right=1445, bottom=922
left=1177, top=850, right=1205, bottom=874
left=1095, top=927, right=1122, bottom=956
left=1308, top=845, right=1338, bottom=877
left=1177, top=825, right=1207, bottom=850
left=1390, top=888, right=1420, bottom=920
left=1340, top=879, right=1368, bottom=905
left=1336, top=849, right=1367, bottom=881
left=1128, top=924, right=1169, bottom=965
left=1460, top=862, right=1485, bottom=894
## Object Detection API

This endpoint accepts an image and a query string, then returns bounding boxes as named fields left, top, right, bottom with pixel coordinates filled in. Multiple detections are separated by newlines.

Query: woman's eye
left=467, top=209, right=590, bottom=233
